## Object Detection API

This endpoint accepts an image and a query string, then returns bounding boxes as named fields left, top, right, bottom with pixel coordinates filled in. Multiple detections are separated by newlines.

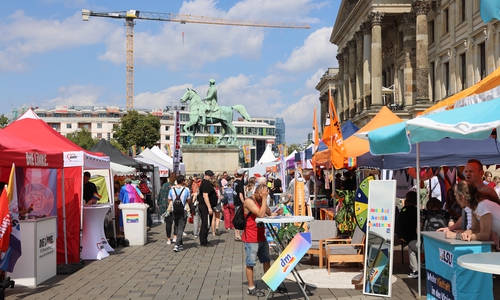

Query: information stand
left=8, top=216, right=57, bottom=287
left=82, top=204, right=113, bottom=260
left=422, top=231, right=493, bottom=300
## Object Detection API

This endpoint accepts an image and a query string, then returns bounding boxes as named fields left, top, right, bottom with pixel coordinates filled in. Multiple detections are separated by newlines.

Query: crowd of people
left=396, top=158, right=500, bottom=279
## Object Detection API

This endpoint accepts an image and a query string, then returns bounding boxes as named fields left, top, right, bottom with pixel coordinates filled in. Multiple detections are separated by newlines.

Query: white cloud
left=274, top=27, right=337, bottom=73
left=0, top=11, right=113, bottom=72
left=42, top=84, right=105, bottom=108
left=278, top=93, right=317, bottom=144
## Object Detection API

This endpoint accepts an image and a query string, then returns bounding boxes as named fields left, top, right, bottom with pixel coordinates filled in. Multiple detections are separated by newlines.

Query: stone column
left=343, top=47, right=350, bottom=121
left=355, top=31, right=364, bottom=113
left=413, top=0, right=431, bottom=103
left=336, top=53, right=344, bottom=120
left=361, top=22, right=372, bottom=110
left=403, top=12, right=416, bottom=106
left=370, top=11, right=384, bottom=107
left=348, top=40, right=357, bottom=117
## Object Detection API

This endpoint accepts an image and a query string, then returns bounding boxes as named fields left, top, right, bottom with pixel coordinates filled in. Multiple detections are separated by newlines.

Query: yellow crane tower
left=82, top=9, right=310, bottom=109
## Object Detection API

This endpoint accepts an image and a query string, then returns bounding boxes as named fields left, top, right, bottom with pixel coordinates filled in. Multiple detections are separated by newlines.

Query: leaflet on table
left=262, top=232, right=312, bottom=291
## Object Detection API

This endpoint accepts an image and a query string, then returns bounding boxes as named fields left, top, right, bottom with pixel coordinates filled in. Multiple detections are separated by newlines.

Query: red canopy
left=0, top=129, right=64, bottom=168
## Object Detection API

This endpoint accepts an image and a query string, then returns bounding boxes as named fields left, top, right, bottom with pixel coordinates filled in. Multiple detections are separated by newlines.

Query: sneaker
left=194, top=235, right=198, bottom=239
left=172, top=238, right=177, bottom=243
left=173, top=245, right=180, bottom=252
left=166, top=240, right=171, bottom=245
left=215, top=229, right=220, bottom=236
left=407, top=271, right=418, bottom=279
left=183, top=232, right=187, bottom=236
left=247, top=288, right=265, bottom=297
left=178, top=245, right=183, bottom=250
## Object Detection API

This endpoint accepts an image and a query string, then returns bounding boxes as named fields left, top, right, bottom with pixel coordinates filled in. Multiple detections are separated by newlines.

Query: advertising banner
left=262, top=232, right=311, bottom=291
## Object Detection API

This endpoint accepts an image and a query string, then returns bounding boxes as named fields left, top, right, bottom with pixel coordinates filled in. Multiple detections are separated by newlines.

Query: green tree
left=67, top=127, right=98, bottom=150
left=113, top=110, right=160, bottom=150
left=287, top=143, right=303, bottom=154
left=0, top=114, right=9, bottom=128
left=110, top=139, right=126, bottom=153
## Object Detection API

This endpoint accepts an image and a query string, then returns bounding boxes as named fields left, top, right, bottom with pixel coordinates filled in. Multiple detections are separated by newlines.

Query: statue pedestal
left=182, top=145, right=240, bottom=175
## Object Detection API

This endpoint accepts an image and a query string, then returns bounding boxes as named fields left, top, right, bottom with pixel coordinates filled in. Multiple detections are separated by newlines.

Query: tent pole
left=109, top=168, right=117, bottom=240
left=416, top=143, right=421, bottom=297
left=62, top=168, right=68, bottom=264
left=80, top=169, right=84, bottom=263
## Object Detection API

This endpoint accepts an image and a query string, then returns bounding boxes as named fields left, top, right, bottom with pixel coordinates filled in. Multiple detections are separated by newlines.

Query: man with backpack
left=168, top=175, right=191, bottom=252
left=422, top=197, right=449, bottom=232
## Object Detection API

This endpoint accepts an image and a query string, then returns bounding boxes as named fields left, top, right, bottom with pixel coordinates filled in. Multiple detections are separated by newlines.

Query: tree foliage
left=113, top=110, right=160, bottom=150
left=287, top=143, right=303, bottom=154
left=66, top=127, right=98, bottom=150
left=194, top=135, right=218, bottom=145
left=0, top=114, right=9, bottom=128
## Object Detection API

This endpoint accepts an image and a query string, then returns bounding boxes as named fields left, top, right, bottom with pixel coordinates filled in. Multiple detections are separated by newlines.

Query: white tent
left=256, top=142, right=278, bottom=165
left=150, top=146, right=185, bottom=174
left=139, top=148, right=173, bottom=169
left=134, top=156, right=170, bottom=177
left=110, top=162, right=136, bottom=176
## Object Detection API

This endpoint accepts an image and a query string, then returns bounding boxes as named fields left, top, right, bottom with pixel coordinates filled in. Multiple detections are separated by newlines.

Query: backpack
left=423, top=211, right=447, bottom=231
left=172, top=187, right=185, bottom=215
left=139, top=181, right=151, bottom=194
left=232, top=199, right=253, bottom=230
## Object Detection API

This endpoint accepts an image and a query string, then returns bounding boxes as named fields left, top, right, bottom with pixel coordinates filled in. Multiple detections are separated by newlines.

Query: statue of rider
left=200, top=79, right=219, bottom=126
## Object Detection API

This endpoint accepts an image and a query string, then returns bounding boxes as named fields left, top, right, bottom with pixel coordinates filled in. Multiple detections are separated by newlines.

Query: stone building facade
left=318, top=0, right=500, bottom=131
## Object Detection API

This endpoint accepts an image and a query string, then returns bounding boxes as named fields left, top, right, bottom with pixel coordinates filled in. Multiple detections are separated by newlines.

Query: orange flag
left=0, top=187, right=12, bottom=252
left=313, top=106, right=319, bottom=151
left=324, top=88, right=346, bottom=169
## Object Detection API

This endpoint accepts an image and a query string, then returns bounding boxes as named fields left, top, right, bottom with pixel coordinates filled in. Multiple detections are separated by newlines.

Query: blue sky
left=0, top=0, right=340, bottom=144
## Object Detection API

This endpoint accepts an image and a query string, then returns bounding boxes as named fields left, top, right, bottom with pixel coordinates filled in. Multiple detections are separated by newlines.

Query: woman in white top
left=444, top=181, right=500, bottom=241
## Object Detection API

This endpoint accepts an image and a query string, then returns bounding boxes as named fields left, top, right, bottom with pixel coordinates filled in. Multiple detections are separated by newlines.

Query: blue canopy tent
left=341, top=120, right=360, bottom=139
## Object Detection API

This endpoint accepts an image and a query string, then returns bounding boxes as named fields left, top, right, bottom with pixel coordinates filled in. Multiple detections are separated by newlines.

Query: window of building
left=68, top=113, right=76, bottom=117
left=165, top=126, right=170, bottom=131
left=428, top=20, right=435, bottom=44
left=107, top=133, right=110, bottom=141
left=460, top=0, right=466, bottom=22
left=66, top=123, right=72, bottom=129
left=97, top=123, right=102, bottom=129
left=98, top=113, right=107, bottom=118
left=36, top=113, right=46, bottom=117
left=50, top=123, right=60, bottom=130
left=443, top=8, right=449, bottom=34
left=475, top=0, right=480, bottom=12
left=460, top=53, right=466, bottom=90
left=53, top=113, right=61, bottom=118
left=165, top=135, right=170, bottom=140
left=479, top=42, right=486, bottom=79
left=97, top=133, right=102, bottom=139
left=83, top=113, right=91, bottom=117
left=444, top=62, right=450, bottom=97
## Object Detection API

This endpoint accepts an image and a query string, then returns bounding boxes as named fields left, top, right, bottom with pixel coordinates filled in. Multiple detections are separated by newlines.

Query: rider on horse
left=201, top=79, right=219, bottom=126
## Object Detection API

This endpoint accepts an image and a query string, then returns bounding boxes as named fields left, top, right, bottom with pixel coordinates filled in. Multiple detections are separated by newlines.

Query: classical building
left=319, top=0, right=499, bottom=131
left=30, top=105, right=276, bottom=166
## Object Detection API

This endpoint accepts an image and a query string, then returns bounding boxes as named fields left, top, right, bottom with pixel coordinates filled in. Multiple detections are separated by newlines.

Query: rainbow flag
left=130, top=145, right=137, bottom=157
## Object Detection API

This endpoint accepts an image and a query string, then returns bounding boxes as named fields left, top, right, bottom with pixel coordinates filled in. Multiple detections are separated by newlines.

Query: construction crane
left=82, top=9, right=310, bottom=109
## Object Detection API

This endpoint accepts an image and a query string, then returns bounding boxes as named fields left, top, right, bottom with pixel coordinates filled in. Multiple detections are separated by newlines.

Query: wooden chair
left=324, top=226, right=366, bottom=274
left=305, top=220, right=338, bottom=268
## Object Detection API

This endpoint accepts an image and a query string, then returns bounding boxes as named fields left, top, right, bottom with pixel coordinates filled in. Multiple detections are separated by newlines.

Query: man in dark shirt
left=197, top=170, right=216, bottom=246
left=395, top=191, right=418, bottom=278
left=270, top=175, right=282, bottom=206
left=233, top=168, right=245, bottom=241
left=83, top=171, right=98, bottom=205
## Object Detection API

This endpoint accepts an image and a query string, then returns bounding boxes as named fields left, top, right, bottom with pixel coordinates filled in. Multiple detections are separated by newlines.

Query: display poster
left=262, top=232, right=311, bottom=291
left=363, top=180, right=396, bottom=297
left=18, top=168, right=58, bottom=217
left=38, top=232, right=56, bottom=260
left=90, top=175, right=109, bottom=203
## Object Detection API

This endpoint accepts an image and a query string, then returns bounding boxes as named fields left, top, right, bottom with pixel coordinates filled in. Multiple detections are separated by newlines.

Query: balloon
left=407, top=168, right=435, bottom=181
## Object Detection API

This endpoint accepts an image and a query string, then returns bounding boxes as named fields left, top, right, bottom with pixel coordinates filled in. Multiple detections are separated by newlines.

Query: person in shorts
left=242, top=184, right=282, bottom=296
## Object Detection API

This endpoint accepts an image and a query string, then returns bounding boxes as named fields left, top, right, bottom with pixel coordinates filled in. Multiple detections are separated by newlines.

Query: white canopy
left=139, top=148, right=173, bottom=169
left=110, top=162, right=136, bottom=176
left=134, top=156, right=170, bottom=177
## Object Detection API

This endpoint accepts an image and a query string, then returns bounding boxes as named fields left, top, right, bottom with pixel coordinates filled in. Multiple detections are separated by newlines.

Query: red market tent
left=3, top=110, right=111, bottom=265
left=0, top=129, right=64, bottom=169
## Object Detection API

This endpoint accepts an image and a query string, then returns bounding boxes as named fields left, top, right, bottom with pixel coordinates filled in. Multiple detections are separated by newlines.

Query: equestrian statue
left=179, top=79, right=252, bottom=145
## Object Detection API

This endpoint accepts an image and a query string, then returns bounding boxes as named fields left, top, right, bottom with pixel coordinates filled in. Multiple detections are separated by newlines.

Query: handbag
left=188, top=214, right=194, bottom=224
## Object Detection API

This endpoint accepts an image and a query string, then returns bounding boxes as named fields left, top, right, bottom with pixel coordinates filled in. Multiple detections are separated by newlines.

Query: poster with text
left=363, top=180, right=396, bottom=297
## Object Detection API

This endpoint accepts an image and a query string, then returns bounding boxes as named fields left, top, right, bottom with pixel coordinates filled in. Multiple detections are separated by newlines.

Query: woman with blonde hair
left=245, top=177, right=256, bottom=198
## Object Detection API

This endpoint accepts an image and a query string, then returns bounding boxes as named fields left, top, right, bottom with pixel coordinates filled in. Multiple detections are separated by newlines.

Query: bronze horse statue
left=179, top=88, right=252, bottom=145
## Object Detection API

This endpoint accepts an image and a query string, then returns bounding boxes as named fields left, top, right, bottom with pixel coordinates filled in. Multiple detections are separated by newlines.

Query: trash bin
left=118, top=203, right=149, bottom=246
